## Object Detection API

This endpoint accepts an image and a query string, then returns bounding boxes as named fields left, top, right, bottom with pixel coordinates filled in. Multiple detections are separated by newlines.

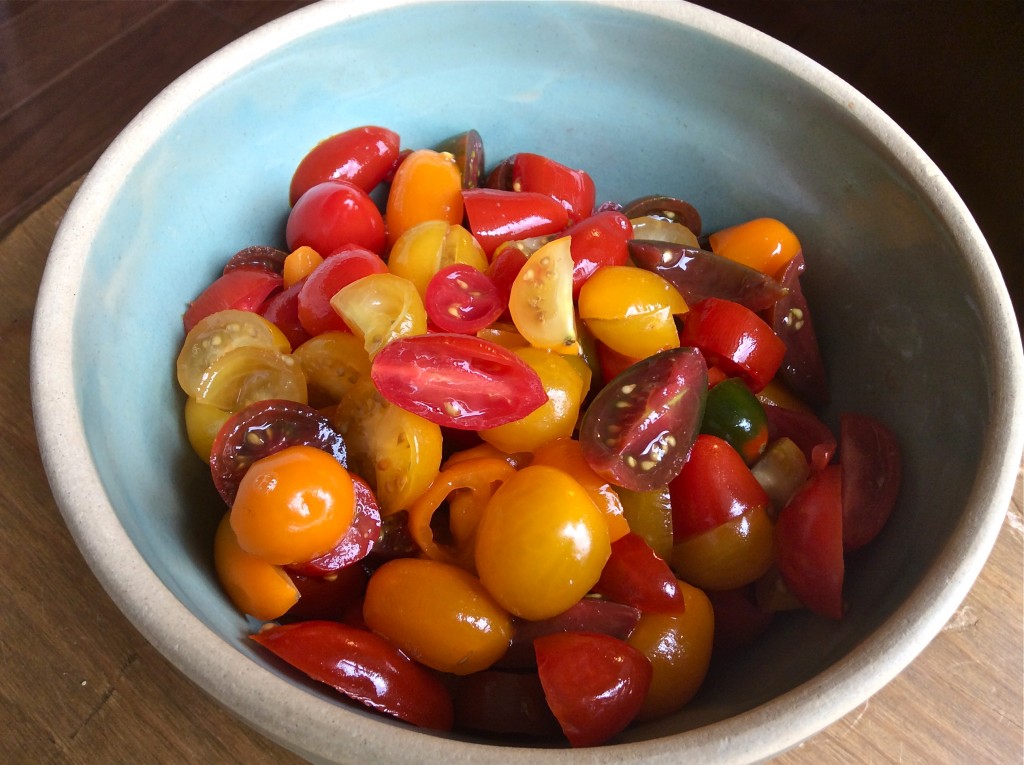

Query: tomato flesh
left=424, top=263, right=504, bottom=333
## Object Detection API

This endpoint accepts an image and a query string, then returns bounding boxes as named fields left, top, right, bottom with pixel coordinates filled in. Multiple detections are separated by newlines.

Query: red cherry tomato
left=369, top=333, right=548, bottom=430
left=775, top=464, right=844, bottom=620
left=579, top=347, right=708, bottom=492
left=283, top=564, right=368, bottom=622
left=485, top=246, right=529, bottom=317
left=669, top=434, right=770, bottom=541
left=762, top=401, right=837, bottom=472
left=707, top=586, right=774, bottom=657
left=222, top=245, right=288, bottom=275
left=593, top=532, right=686, bottom=614
left=510, top=152, right=596, bottom=224
left=534, top=631, right=652, bottom=747
left=297, top=245, right=388, bottom=336
left=453, top=671, right=561, bottom=738
left=462, top=188, right=569, bottom=257
left=678, top=297, right=785, bottom=392
left=250, top=620, right=454, bottom=731
left=259, top=280, right=311, bottom=349
left=209, top=399, right=348, bottom=505
left=289, top=125, right=400, bottom=205
left=287, top=475, right=381, bottom=575
left=424, top=263, right=504, bottom=333
left=840, top=412, right=901, bottom=552
left=564, top=211, right=632, bottom=297
left=183, top=268, right=282, bottom=333
left=286, top=180, right=386, bottom=256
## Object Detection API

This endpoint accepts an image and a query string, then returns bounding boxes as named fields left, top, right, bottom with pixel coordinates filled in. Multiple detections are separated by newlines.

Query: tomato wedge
left=840, top=412, right=901, bottom=552
left=250, top=620, right=454, bottom=731
left=462, top=188, right=569, bottom=257
left=593, top=533, right=686, bottom=614
left=183, top=268, right=282, bottom=333
left=510, top=152, right=596, bottom=224
left=762, top=401, right=837, bottom=472
left=564, top=211, right=632, bottom=296
left=579, top=347, right=707, bottom=492
left=534, top=631, right=652, bottom=747
left=370, top=333, right=547, bottom=430
left=209, top=399, right=348, bottom=505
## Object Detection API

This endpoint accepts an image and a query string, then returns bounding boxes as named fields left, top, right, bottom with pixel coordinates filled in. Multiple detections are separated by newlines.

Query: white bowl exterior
left=31, top=1, right=1024, bottom=763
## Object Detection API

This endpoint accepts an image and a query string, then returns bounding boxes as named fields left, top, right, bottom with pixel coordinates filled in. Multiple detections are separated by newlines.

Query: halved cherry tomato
left=563, top=211, right=632, bottom=296
left=291, top=331, right=371, bottom=409
left=388, top=220, right=488, bottom=297
left=508, top=236, right=579, bottom=354
left=462, top=188, right=569, bottom=257
left=708, top=217, right=801, bottom=277
left=678, top=297, right=785, bottom=392
left=669, top=504, right=775, bottom=590
left=286, top=180, right=386, bottom=256
left=183, top=268, right=282, bottom=333
left=453, top=671, right=561, bottom=737
left=775, top=464, right=844, bottom=619
left=621, top=194, right=703, bottom=237
left=251, top=620, right=454, bottom=731
left=363, top=557, right=513, bottom=675
left=840, top=412, right=901, bottom=552
left=510, top=152, right=596, bottom=224
left=289, top=125, right=400, bottom=205
left=485, top=245, right=528, bottom=316
left=213, top=513, right=299, bottom=621
left=750, top=436, right=811, bottom=515
left=629, top=214, right=699, bottom=248
left=259, top=280, right=311, bottom=349
left=297, top=245, right=389, bottom=336
left=184, top=396, right=231, bottom=463
left=579, top=347, right=707, bottom=492
left=331, top=272, right=428, bottom=356
left=287, top=474, right=381, bottom=575
left=593, top=533, right=686, bottom=614
left=616, top=486, right=673, bottom=561
left=194, top=346, right=307, bottom=412
left=424, top=263, right=504, bottom=333
left=762, top=401, right=837, bottom=472
left=434, top=129, right=485, bottom=189
left=209, top=399, right=348, bottom=505
left=222, top=245, right=288, bottom=275
left=385, top=148, right=464, bottom=248
left=370, top=333, right=547, bottom=430
left=230, top=445, right=355, bottom=565
left=534, top=631, right=652, bottom=747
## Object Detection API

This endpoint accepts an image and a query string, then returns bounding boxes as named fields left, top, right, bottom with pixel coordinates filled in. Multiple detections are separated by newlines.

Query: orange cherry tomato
left=363, top=558, right=513, bottom=675
left=474, top=465, right=610, bottom=621
left=708, top=217, right=801, bottom=277
left=282, top=245, right=323, bottom=288
left=230, top=445, right=355, bottom=565
left=385, top=149, right=464, bottom=248
left=213, top=513, right=299, bottom=621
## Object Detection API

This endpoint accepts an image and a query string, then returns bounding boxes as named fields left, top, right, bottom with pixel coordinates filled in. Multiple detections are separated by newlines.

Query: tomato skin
left=775, top=464, right=844, bottom=619
left=462, top=188, right=570, bottom=257
left=564, top=211, right=632, bottom=296
left=678, top=297, right=785, bottom=393
left=297, top=245, right=389, bottom=336
left=183, top=269, right=282, bottom=333
left=534, top=631, right=652, bottom=747
left=370, top=333, right=548, bottom=430
left=839, top=412, right=901, bottom=552
left=424, top=263, right=504, bottom=333
left=259, top=280, right=312, bottom=349
left=289, top=125, right=400, bottom=205
left=251, top=620, right=454, bottom=731
left=510, top=152, right=596, bottom=224
left=593, top=533, right=686, bottom=614
left=286, top=180, right=386, bottom=256
left=222, top=245, right=288, bottom=275
left=287, top=475, right=381, bottom=575
left=579, top=347, right=708, bottom=492
left=700, top=377, right=770, bottom=464
left=385, top=148, right=464, bottom=247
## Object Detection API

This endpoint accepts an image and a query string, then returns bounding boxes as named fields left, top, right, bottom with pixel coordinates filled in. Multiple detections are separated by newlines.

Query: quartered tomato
left=621, top=194, right=703, bottom=237
left=628, top=214, right=700, bottom=248
left=510, top=152, right=596, bottom=224
left=209, top=399, right=348, bottom=505
left=370, top=333, right=548, bottom=431
left=286, top=180, right=387, bottom=256
left=508, top=236, right=579, bottom=354
left=562, top=211, right=632, bottom=296
left=289, top=125, right=401, bottom=205
left=251, top=620, right=454, bottom=731
left=462, top=188, right=569, bottom=257
left=534, top=631, right=652, bottom=747
left=291, top=331, right=371, bottom=409
left=424, top=263, right=504, bottom=333
left=579, top=347, right=707, bottom=492
left=593, top=533, right=686, bottom=614
left=839, top=412, right=901, bottom=552
left=297, top=245, right=389, bottom=336
left=183, top=268, right=283, bottom=333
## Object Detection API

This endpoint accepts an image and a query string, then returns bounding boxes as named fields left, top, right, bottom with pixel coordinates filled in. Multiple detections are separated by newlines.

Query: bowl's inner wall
left=72, top=1, right=986, bottom=742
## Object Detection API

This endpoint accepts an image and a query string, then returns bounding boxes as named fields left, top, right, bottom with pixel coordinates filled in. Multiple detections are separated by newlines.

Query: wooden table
left=1, top=180, right=1021, bottom=763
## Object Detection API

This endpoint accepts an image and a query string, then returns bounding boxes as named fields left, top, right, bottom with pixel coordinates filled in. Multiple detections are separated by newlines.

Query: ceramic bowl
left=30, top=1, right=1024, bottom=763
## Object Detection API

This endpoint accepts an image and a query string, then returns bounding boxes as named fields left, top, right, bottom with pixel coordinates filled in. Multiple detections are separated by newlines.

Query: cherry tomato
left=621, top=194, right=702, bottom=237
left=289, top=125, right=400, bottom=205
left=291, top=330, right=371, bottom=409
left=385, top=148, right=464, bottom=248
left=840, top=412, right=901, bottom=552
left=251, top=620, right=454, bottom=731
left=678, top=297, right=786, bottom=392
left=629, top=214, right=700, bottom=247
left=453, top=671, right=561, bottom=737
left=388, top=220, right=488, bottom=298
left=424, top=263, right=504, bottom=333
left=762, top=401, right=837, bottom=472
left=462, top=188, right=569, bottom=257
left=331, top=272, right=428, bottom=356
left=616, top=486, right=674, bottom=561
left=213, top=512, right=299, bottom=621
left=230, top=445, right=355, bottom=565
left=282, top=245, right=323, bottom=288
left=510, top=152, right=596, bottom=224
left=706, top=585, right=774, bottom=657
left=183, top=268, right=282, bottom=333
left=485, top=245, right=528, bottom=315
left=363, top=558, right=513, bottom=675
left=370, top=333, right=548, bottom=431
left=475, top=465, right=611, bottom=621
left=297, top=245, right=389, bottom=336
left=750, top=436, right=811, bottom=515
left=259, top=280, right=311, bottom=349
left=708, top=217, right=801, bottom=277
left=508, top=236, right=580, bottom=354
left=184, top=396, right=231, bottom=463
left=282, top=564, right=368, bottom=622
left=774, top=464, right=844, bottom=619
left=626, top=580, right=714, bottom=721
left=222, top=245, right=288, bottom=275
left=434, top=129, right=485, bottom=189
left=593, top=533, right=686, bottom=614
left=669, top=504, right=775, bottom=590
left=287, top=474, right=381, bottom=575
left=579, top=347, right=708, bottom=492
left=286, top=180, right=386, bottom=256
left=534, top=631, right=652, bottom=747
left=193, top=346, right=307, bottom=412
left=209, top=398, right=348, bottom=505
left=700, top=377, right=770, bottom=464
left=563, top=211, right=632, bottom=296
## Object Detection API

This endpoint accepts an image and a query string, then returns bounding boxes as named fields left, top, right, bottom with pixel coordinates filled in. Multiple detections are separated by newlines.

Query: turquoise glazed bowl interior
left=31, top=1, right=1023, bottom=763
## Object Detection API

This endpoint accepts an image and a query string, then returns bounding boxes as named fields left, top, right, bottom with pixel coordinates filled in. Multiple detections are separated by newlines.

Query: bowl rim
left=29, top=0, right=1024, bottom=762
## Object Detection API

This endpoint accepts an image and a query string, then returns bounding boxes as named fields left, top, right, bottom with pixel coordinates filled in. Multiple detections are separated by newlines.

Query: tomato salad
left=175, top=125, right=902, bottom=746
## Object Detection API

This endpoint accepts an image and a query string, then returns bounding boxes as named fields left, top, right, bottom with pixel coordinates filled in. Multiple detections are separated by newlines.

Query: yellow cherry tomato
left=508, top=236, right=579, bottom=354
left=478, top=346, right=584, bottom=453
left=291, top=331, right=371, bottom=408
left=194, top=345, right=307, bottom=412
left=213, top=513, right=299, bottom=621
left=475, top=465, right=610, bottom=621
left=183, top=396, right=231, bottom=463
left=363, top=558, right=513, bottom=675
left=669, top=505, right=775, bottom=591
left=385, top=149, right=464, bottom=248
left=616, top=486, right=674, bottom=561
left=627, top=580, right=714, bottom=721
left=229, top=445, right=355, bottom=565
left=330, top=272, right=427, bottom=357
left=708, top=217, right=802, bottom=277
left=387, top=220, right=488, bottom=298
left=629, top=214, right=700, bottom=247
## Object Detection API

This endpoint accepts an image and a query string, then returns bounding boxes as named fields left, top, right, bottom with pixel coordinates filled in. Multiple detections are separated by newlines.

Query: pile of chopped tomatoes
left=175, top=125, right=902, bottom=746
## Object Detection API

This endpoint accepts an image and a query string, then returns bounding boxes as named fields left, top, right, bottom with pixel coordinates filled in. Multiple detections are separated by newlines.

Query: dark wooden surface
left=1, top=1, right=1021, bottom=763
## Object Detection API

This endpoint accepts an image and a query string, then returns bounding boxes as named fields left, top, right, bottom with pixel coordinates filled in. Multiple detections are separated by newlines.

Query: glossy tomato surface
left=286, top=180, right=386, bottom=256
left=289, top=125, right=400, bottom=205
